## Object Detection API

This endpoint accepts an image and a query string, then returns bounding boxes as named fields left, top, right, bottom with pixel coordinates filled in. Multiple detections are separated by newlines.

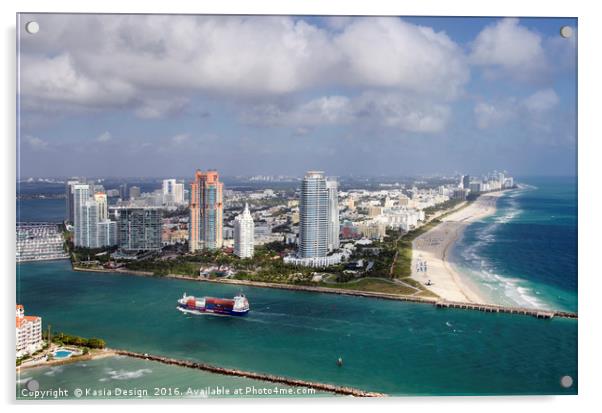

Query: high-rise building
left=326, top=179, right=340, bottom=251
left=129, top=186, right=141, bottom=200
left=65, top=179, right=82, bottom=223
left=97, top=220, right=118, bottom=247
left=73, top=184, right=91, bottom=247
left=80, top=199, right=99, bottom=248
left=94, top=192, right=108, bottom=222
left=189, top=170, right=224, bottom=251
left=234, top=203, right=254, bottom=258
left=114, top=206, right=162, bottom=251
left=119, top=183, right=128, bottom=201
left=299, top=171, right=329, bottom=258
left=462, top=175, right=470, bottom=190
left=162, top=179, right=185, bottom=206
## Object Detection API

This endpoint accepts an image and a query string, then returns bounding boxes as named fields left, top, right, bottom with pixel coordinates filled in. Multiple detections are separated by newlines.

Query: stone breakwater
left=115, top=350, right=385, bottom=397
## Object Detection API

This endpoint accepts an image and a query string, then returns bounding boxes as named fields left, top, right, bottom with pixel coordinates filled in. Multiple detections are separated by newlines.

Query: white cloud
left=23, top=135, right=49, bottom=150
left=470, top=18, right=548, bottom=81
left=522, top=88, right=559, bottom=113
left=171, top=133, right=190, bottom=144
left=96, top=131, right=112, bottom=142
left=243, top=92, right=450, bottom=134
left=19, top=15, right=469, bottom=114
left=474, top=88, right=560, bottom=130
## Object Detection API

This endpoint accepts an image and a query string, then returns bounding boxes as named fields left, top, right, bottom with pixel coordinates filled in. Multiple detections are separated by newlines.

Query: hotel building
left=234, top=203, right=254, bottom=258
left=189, top=170, right=224, bottom=251
left=16, top=304, right=43, bottom=358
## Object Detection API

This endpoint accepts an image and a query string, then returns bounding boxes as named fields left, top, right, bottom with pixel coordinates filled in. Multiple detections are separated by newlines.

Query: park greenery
left=46, top=332, right=106, bottom=349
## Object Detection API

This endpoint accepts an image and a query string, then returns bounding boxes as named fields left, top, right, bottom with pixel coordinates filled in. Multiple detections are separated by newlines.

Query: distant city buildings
left=113, top=206, right=162, bottom=251
left=129, top=186, right=141, bottom=200
left=234, top=203, right=254, bottom=258
left=162, top=179, right=185, bottom=206
left=73, top=184, right=117, bottom=248
left=16, top=304, right=43, bottom=358
left=189, top=170, right=224, bottom=251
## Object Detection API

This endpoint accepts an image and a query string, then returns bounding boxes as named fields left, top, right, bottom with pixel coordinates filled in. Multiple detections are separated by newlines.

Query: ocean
left=451, top=177, right=577, bottom=312
left=17, top=260, right=576, bottom=396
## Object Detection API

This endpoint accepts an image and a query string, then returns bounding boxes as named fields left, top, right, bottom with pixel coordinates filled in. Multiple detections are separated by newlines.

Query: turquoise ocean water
left=451, top=177, right=577, bottom=312
left=17, top=260, right=576, bottom=396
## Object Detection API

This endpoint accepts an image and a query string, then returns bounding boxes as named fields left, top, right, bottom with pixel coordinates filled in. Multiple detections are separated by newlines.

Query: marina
left=16, top=222, right=69, bottom=263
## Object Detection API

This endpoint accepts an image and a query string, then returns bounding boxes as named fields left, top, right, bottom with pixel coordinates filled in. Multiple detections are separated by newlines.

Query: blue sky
left=17, top=14, right=577, bottom=178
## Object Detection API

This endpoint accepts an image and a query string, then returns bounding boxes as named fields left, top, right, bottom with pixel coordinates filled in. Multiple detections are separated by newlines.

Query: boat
left=177, top=292, right=250, bottom=316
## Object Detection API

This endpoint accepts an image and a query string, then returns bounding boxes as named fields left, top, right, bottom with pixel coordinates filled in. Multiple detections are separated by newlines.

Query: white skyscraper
left=299, top=171, right=329, bottom=258
left=326, top=179, right=340, bottom=251
left=73, top=184, right=91, bottom=247
left=163, top=179, right=185, bottom=206
left=94, top=192, right=108, bottom=222
left=234, top=203, right=254, bottom=258
left=80, top=199, right=99, bottom=248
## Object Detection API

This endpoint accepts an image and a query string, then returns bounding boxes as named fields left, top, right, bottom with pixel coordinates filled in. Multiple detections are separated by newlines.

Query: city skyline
left=17, top=15, right=576, bottom=178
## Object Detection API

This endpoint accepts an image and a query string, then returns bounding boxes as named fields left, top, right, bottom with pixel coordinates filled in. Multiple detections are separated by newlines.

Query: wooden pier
left=115, top=350, right=385, bottom=397
left=435, top=300, right=577, bottom=319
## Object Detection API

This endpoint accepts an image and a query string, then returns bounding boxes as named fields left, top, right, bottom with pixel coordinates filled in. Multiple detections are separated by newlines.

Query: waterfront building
left=189, top=170, right=224, bottom=251
left=469, top=182, right=482, bottom=194
left=129, top=186, right=141, bottom=200
left=97, top=220, right=118, bottom=247
left=234, top=203, right=255, bottom=258
left=73, top=184, right=91, bottom=247
left=79, top=199, right=100, bottom=248
left=326, top=179, right=340, bottom=251
left=94, top=192, right=108, bottom=222
left=299, top=171, right=329, bottom=258
left=16, top=305, right=43, bottom=358
left=65, top=179, right=82, bottom=223
left=114, top=206, right=162, bottom=251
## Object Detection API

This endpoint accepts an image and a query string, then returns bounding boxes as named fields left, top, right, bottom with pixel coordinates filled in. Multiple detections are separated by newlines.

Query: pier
left=114, top=350, right=385, bottom=397
left=435, top=300, right=577, bottom=319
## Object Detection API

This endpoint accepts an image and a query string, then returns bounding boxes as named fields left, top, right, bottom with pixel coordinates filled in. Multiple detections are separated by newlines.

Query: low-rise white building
left=16, top=304, right=43, bottom=358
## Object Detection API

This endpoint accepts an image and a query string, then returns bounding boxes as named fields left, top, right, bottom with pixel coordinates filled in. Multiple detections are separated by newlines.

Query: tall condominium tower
left=299, top=171, right=329, bottom=258
left=326, top=179, right=340, bottom=251
left=189, top=170, right=223, bottom=252
left=94, top=192, right=108, bottom=222
left=162, top=179, right=185, bottom=206
left=234, top=203, right=254, bottom=258
left=73, top=184, right=91, bottom=247
left=65, top=179, right=82, bottom=223
left=113, top=206, right=162, bottom=251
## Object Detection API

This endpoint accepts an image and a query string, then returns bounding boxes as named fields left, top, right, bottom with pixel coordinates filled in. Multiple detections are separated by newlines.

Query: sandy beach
left=411, top=192, right=506, bottom=304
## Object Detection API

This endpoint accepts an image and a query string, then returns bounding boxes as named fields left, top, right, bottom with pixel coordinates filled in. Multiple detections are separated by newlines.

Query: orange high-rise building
left=189, top=170, right=223, bottom=251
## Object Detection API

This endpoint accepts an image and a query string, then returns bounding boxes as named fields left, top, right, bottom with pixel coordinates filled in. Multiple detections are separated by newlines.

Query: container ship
left=177, top=293, right=250, bottom=316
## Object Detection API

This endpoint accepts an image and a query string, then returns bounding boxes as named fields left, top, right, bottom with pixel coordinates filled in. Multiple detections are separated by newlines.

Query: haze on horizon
left=17, top=15, right=577, bottom=179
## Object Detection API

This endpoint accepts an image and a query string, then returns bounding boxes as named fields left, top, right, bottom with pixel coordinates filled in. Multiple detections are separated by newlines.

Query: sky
left=17, top=14, right=577, bottom=178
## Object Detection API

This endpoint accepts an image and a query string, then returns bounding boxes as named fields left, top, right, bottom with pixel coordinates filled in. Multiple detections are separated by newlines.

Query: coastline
left=411, top=191, right=507, bottom=304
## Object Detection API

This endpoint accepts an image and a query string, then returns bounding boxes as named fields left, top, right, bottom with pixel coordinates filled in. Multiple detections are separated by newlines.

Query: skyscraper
left=234, top=203, right=254, bottom=258
left=114, top=206, right=162, bottom=251
left=189, top=170, right=224, bottom=252
left=299, top=171, right=329, bottom=258
left=78, top=199, right=99, bottom=248
left=326, top=179, right=340, bottom=251
left=119, top=183, right=128, bottom=201
left=162, top=179, right=185, bottom=206
left=129, top=186, right=141, bottom=200
left=73, top=184, right=90, bottom=247
left=65, top=179, right=81, bottom=223
left=94, top=192, right=108, bottom=222
left=462, top=175, right=470, bottom=190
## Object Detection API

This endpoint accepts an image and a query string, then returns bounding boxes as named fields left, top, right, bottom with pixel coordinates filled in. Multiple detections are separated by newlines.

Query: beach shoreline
left=411, top=191, right=507, bottom=304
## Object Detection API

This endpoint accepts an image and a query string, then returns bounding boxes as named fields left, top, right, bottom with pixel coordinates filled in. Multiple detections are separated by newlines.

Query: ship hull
left=177, top=304, right=249, bottom=317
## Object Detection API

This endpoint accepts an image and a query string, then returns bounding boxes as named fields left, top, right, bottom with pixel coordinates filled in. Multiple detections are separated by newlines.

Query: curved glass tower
left=299, top=171, right=329, bottom=258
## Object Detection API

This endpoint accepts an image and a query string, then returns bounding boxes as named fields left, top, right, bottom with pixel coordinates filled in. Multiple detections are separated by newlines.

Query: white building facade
left=234, top=203, right=255, bottom=258
left=16, top=305, right=43, bottom=358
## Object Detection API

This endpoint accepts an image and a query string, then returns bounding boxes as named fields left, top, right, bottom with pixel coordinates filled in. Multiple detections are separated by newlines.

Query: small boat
left=337, top=357, right=343, bottom=367
left=177, top=292, right=250, bottom=317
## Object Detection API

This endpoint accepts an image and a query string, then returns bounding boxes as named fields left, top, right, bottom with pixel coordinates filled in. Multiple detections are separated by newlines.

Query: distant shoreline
left=411, top=190, right=507, bottom=304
